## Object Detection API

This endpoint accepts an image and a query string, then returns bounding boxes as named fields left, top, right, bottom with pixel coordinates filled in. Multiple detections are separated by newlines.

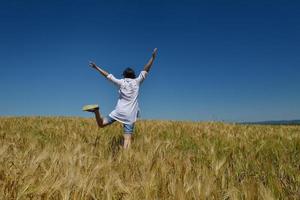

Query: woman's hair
left=123, top=67, right=136, bottom=79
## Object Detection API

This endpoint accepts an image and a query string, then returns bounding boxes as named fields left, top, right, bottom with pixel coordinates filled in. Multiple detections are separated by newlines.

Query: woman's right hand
left=89, top=61, right=97, bottom=69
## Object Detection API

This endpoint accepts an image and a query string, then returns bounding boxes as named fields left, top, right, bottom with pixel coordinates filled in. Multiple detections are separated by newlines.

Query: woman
left=83, top=48, right=157, bottom=148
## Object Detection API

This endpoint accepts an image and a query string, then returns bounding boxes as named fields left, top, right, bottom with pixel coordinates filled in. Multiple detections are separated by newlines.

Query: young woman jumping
left=83, top=48, right=158, bottom=148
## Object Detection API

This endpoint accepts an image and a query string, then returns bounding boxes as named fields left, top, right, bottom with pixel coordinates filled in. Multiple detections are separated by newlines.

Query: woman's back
left=107, top=71, right=148, bottom=124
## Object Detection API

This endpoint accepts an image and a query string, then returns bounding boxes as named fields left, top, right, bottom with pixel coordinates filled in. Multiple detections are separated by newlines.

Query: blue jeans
left=103, top=116, right=134, bottom=134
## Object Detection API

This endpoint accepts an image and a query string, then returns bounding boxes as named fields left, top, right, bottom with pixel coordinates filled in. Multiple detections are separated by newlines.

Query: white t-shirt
left=106, top=71, right=148, bottom=124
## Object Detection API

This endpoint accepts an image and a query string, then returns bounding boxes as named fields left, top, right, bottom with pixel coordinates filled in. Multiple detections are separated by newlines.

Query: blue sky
left=0, top=0, right=299, bottom=122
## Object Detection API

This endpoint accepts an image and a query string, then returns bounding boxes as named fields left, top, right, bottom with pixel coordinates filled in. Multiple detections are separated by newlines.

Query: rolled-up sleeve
left=135, top=71, right=148, bottom=85
left=107, top=74, right=123, bottom=87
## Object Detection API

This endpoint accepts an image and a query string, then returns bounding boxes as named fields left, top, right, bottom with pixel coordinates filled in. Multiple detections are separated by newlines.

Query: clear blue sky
left=0, top=0, right=299, bottom=122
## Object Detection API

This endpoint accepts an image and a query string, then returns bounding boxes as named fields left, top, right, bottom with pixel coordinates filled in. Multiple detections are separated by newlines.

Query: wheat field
left=0, top=117, right=299, bottom=199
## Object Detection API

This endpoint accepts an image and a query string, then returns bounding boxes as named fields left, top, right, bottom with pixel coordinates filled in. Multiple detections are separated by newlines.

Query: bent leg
left=94, top=109, right=105, bottom=128
left=83, top=105, right=114, bottom=128
left=94, top=110, right=117, bottom=128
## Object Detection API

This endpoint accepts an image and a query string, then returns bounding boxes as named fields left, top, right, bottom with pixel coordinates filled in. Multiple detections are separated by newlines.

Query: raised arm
left=143, top=48, right=158, bottom=72
left=89, top=61, right=109, bottom=77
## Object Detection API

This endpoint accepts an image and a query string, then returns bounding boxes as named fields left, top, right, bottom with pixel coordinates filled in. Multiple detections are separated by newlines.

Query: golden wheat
left=0, top=117, right=299, bottom=199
